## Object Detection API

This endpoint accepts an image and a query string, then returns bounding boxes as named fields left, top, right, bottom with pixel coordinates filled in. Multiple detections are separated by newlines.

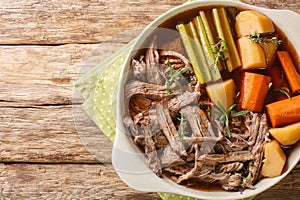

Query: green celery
left=177, top=22, right=212, bottom=84
left=218, top=7, right=241, bottom=71
left=194, top=15, right=221, bottom=81
left=199, top=10, right=224, bottom=71
left=212, top=8, right=234, bottom=72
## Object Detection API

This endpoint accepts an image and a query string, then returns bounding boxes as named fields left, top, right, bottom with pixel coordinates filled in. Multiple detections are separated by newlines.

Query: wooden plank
left=0, top=163, right=298, bottom=199
left=0, top=163, right=160, bottom=200
left=0, top=0, right=186, bottom=44
left=0, top=0, right=298, bottom=45
left=0, top=105, right=112, bottom=163
left=0, top=43, right=126, bottom=106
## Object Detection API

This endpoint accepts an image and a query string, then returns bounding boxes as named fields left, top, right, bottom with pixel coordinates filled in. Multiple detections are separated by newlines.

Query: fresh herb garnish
left=266, top=72, right=291, bottom=103
left=248, top=32, right=282, bottom=45
left=166, top=60, right=189, bottom=94
left=268, top=82, right=291, bottom=99
left=207, top=101, right=250, bottom=138
left=211, top=37, right=228, bottom=68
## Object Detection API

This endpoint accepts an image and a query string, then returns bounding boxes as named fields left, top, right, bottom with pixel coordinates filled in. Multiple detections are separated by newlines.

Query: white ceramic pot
left=113, top=1, right=300, bottom=199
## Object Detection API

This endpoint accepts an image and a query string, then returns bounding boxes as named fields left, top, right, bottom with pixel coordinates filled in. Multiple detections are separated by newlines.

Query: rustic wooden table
left=0, top=0, right=299, bottom=199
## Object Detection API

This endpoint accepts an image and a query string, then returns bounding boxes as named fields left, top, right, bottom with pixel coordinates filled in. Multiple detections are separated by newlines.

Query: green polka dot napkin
left=75, top=1, right=254, bottom=199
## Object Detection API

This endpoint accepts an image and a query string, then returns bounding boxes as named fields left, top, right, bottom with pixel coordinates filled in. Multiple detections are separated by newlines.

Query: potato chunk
left=235, top=10, right=275, bottom=38
left=260, top=41, right=278, bottom=68
left=269, top=122, right=300, bottom=146
left=237, top=37, right=267, bottom=69
left=261, top=140, right=286, bottom=178
left=206, top=79, right=236, bottom=110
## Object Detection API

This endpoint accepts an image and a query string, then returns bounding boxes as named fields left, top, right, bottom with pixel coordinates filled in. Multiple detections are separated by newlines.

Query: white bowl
left=113, top=0, right=300, bottom=199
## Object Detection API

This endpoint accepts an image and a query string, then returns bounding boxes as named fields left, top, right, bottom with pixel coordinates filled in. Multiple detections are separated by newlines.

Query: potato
left=206, top=79, right=236, bottom=110
left=235, top=10, right=275, bottom=38
left=237, top=37, right=267, bottom=69
left=269, top=122, right=300, bottom=146
left=259, top=41, right=278, bottom=68
left=261, top=140, right=286, bottom=178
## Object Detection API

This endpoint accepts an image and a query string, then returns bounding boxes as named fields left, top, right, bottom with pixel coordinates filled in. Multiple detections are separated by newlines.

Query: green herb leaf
left=248, top=32, right=282, bottom=45
left=166, top=59, right=189, bottom=94
left=211, top=37, right=228, bottom=69
left=232, top=110, right=250, bottom=118
left=208, top=101, right=249, bottom=138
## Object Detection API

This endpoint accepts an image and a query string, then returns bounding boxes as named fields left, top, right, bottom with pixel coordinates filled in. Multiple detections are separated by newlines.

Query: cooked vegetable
left=269, top=122, right=300, bottom=146
left=206, top=79, right=236, bottom=110
left=261, top=140, right=286, bottom=178
left=216, top=7, right=241, bottom=71
left=237, top=37, right=267, bottom=69
left=260, top=41, right=278, bottom=67
left=199, top=11, right=224, bottom=71
left=277, top=51, right=300, bottom=94
left=212, top=7, right=241, bottom=72
left=194, top=15, right=219, bottom=79
left=235, top=10, right=275, bottom=38
left=177, top=21, right=221, bottom=83
left=266, top=95, right=300, bottom=128
left=266, top=66, right=291, bottom=102
left=267, top=65, right=288, bottom=89
left=239, top=72, right=271, bottom=112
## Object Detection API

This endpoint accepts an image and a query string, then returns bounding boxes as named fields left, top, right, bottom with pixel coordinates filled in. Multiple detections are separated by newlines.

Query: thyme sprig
left=211, top=37, right=228, bottom=67
left=207, top=101, right=250, bottom=138
left=248, top=32, right=282, bottom=45
left=166, top=60, right=189, bottom=94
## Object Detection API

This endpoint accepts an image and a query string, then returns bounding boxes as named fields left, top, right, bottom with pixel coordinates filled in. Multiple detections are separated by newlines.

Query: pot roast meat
left=129, top=95, right=152, bottom=114
left=142, top=125, right=163, bottom=177
left=145, top=36, right=165, bottom=85
left=218, top=138, right=249, bottom=152
left=156, top=103, right=186, bottom=156
left=216, top=162, right=244, bottom=173
left=242, top=114, right=269, bottom=190
left=122, top=116, right=139, bottom=137
left=245, top=112, right=261, bottom=147
left=181, top=106, right=211, bottom=137
left=125, top=80, right=177, bottom=100
left=221, top=173, right=243, bottom=191
left=167, top=92, right=198, bottom=118
left=200, top=151, right=254, bottom=164
left=159, top=145, right=186, bottom=168
left=132, top=55, right=147, bottom=81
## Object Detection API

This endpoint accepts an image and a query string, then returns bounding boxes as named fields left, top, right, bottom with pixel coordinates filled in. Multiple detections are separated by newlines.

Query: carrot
left=277, top=51, right=300, bottom=94
left=267, top=65, right=291, bottom=101
left=239, top=72, right=271, bottom=112
left=267, top=65, right=287, bottom=89
left=266, top=95, right=300, bottom=128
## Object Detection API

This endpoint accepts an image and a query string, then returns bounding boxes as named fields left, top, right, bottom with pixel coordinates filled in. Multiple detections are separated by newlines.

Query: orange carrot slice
left=239, top=72, right=271, bottom=112
left=266, top=95, right=300, bottom=128
left=277, top=51, right=300, bottom=94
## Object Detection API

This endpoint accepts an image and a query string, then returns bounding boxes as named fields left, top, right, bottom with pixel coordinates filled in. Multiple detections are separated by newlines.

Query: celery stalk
left=199, top=10, right=224, bottom=71
left=212, top=8, right=234, bottom=72
left=218, top=7, right=241, bottom=71
left=194, top=16, right=221, bottom=81
left=177, top=22, right=212, bottom=84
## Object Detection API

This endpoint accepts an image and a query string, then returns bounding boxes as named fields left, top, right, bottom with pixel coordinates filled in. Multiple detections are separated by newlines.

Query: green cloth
left=75, top=0, right=254, bottom=199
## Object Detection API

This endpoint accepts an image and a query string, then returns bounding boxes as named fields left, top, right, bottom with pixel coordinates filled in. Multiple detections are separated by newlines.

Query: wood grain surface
left=0, top=0, right=299, bottom=199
